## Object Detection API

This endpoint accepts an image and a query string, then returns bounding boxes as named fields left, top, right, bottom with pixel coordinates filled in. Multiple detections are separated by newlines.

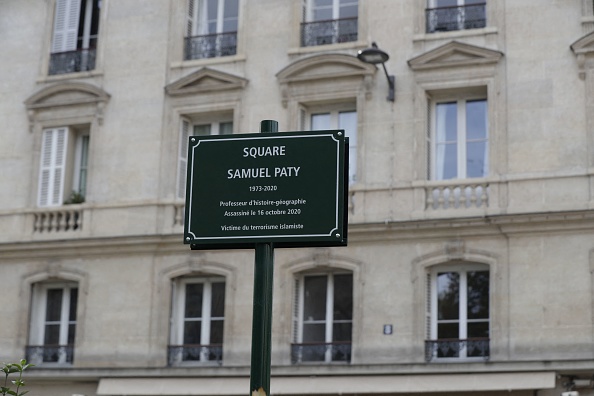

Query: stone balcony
left=1, top=171, right=593, bottom=244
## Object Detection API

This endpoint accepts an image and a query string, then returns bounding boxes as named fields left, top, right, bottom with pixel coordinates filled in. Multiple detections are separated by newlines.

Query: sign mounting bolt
left=335, top=233, right=341, bottom=238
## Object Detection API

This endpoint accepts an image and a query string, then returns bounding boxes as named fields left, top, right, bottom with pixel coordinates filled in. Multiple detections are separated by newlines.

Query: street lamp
left=357, top=42, right=395, bottom=102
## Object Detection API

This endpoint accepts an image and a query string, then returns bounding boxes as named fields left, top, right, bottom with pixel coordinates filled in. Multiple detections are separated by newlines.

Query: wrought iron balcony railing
left=425, top=338, right=489, bottom=361
left=291, top=341, right=351, bottom=364
left=167, top=344, right=223, bottom=365
left=25, top=345, right=74, bottom=365
left=184, top=32, right=237, bottom=60
left=301, top=17, right=358, bottom=47
left=49, top=48, right=96, bottom=75
left=426, top=3, right=486, bottom=33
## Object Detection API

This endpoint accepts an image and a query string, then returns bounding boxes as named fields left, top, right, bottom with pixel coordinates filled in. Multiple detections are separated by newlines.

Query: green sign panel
left=184, top=130, right=347, bottom=249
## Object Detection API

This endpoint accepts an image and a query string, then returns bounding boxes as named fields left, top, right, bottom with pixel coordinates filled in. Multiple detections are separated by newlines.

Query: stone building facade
left=2, top=0, right=594, bottom=395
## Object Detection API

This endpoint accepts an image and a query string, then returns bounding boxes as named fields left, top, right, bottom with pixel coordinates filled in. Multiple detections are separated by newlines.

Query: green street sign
left=184, top=130, right=348, bottom=249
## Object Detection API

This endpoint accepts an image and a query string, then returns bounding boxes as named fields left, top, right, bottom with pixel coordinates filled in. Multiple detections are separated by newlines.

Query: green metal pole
left=250, top=120, right=278, bottom=396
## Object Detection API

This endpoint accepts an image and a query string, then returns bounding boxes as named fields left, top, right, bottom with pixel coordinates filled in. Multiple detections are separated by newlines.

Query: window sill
left=287, top=40, right=367, bottom=56
left=413, top=26, right=498, bottom=43
left=37, top=69, right=104, bottom=84
left=171, top=54, right=247, bottom=70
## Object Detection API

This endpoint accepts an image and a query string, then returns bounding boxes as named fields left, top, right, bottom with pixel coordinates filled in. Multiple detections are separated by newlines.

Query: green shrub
left=1, top=360, right=33, bottom=396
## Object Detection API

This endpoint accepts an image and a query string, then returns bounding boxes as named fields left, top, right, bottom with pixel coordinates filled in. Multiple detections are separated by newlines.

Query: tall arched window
left=169, top=276, right=226, bottom=365
left=425, top=263, right=490, bottom=361
left=292, top=270, right=353, bottom=364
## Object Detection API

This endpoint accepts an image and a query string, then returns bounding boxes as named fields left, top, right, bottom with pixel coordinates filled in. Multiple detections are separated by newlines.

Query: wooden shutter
left=425, top=272, right=432, bottom=340
left=51, top=0, right=81, bottom=53
left=177, top=119, right=191, bottom=199
left=187, top=0, right=196, bottom=37
left=38, top=128, right=68, bottom=207
left=292, top=277, right=301, bottom=343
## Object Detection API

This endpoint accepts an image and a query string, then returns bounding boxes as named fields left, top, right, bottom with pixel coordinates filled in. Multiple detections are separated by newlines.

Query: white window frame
left=188, top=0, right=238, bottom=36
left=427, top=0, right=486, bottom=32
left=303, top=0, right=358, bottom=22
left=293, top=272, right=353, bottom=363
left=427, top=264, right=489, bottom=361
left=429, top=95, right=488, bottom=181
left=303, top=104, right=357, bottom=185
left=51, top=0, right=100, bottom=53
left=177, top=115, right=233, bottom=199
left=170, top=276, right=226, bottom=364
left=29, top=282, right=78, bottom=365
left=38, top=126, right=90, bottom=207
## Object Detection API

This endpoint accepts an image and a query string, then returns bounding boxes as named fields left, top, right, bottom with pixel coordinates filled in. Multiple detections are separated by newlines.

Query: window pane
left=223, top=0, right=238, bottom=35
left=339, top=1, right=358, bottom=19
left=211, top=282, right=225, bottom=317
left=185, top=283, right=203, bottom=318
left=69, top=288, right=78, bottom=321
left=223, top=0, right=238, bottom=18
left=315, top=0, right=333, bottom=6
left=333, top=274, right=352, bottom=321
left=467, top=271, right=489, bottom=319
left=466, top=100, right=487, bottom=140
left=311, top=113, right=330, bottom=130
left=44, top=324, right=60, bottom=345
left=436, top=102, right=457, bottom=142
left=303, top=276, right=327, bottom=321
left=436, top=142, right=457, bottom=180
left=313, top=9, right=332, bottom=20
left=46, top=289, right=63, bottom=322
left=436, top=0, right=458, bottom=6
left=194, top=124, right=211, bottom=136
left=184, top=321, right=202, bottom=344
left=332, top=322, right=352, bottom=342
left=437, top=322, right=459, bottom=339
left=219, top=122, right=233, bottom=135
left=466, top=141, right=487, bottom=178
left=468, top=321, right=489, bottom=338
left=339, top=111, right=357, bottom=147
left=339, top=111, right=357, bottom=183
left=68, top=323, right=76, bottom=344
left=437, top=272, right=459, bottom=320
left=210, top=319, right=224, bottom=344
left=303, top=323, right=326, bottom=343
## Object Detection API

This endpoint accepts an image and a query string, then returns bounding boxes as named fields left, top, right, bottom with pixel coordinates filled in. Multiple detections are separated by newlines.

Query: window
left=169, top=277, right=226, bottom=365
left=301, top=0, right=358, bottom=47
left=430, top=98, right=487, bottom=180
left=425, top=265, right=489, bottom=361
left=177, top=116, right=233, bottom=199
left=308, top=108, right=357, bottom=185
left=38, top=126, right=90, bottom=207
left=292, top=272, right=352, bottom=364
left=185, top=0, right=238, bottom=60
left=26, top=283, right=78, bottom=365
left=49, top=0, right=101, bottom=75
left=426, top=0, right=486, bottom=33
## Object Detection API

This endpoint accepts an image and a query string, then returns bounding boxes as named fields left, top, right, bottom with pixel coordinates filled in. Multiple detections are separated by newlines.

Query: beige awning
left=97, top=372, right=556, bottom=395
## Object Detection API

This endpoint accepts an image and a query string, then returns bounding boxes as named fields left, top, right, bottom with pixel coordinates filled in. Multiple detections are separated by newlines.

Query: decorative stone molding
left=165, top=67, right=248, bottom=96
left=276, top=53, right=376, bottom=108
left=408, top=40, right=503, bottom=71
left=24, top=82, right=110, bottom=131
left=571, top=31, right=594, bottom=80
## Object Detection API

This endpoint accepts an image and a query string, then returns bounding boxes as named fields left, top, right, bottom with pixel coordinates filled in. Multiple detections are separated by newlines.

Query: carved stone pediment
left=165, top=67, right=248, bottom=96
left=408, top=41, right=503, bottom=71
left=277, top=53, right=375, bottom=83
left=276, top=53, right=376, bottom=106
left=25, top=82, right=110, bottom=110
left=25, top=82, right=110, bottom=130
left=571, top=31, right=594, bottom=79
